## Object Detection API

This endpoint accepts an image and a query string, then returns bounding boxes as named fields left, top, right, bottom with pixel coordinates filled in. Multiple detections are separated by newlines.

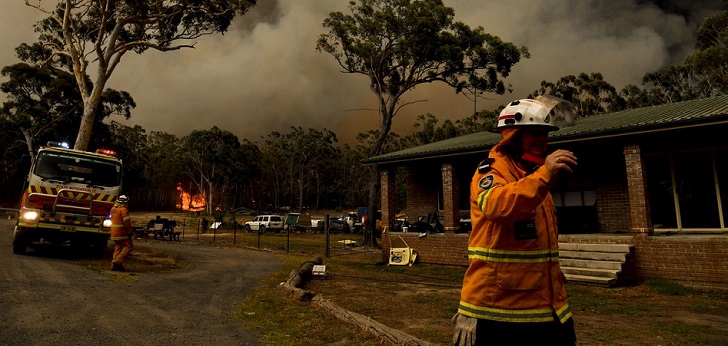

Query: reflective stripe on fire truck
left=28, top=185, right=116, bottom=202
left=17, top=222, right=108, bottom=233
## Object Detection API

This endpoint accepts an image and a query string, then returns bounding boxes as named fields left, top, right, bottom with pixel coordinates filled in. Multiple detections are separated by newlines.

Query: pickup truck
left=285, top=213, right=323, bottom=233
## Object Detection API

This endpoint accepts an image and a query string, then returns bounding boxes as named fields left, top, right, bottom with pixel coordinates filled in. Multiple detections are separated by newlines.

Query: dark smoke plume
left=1, top=1, right=725, bottom=143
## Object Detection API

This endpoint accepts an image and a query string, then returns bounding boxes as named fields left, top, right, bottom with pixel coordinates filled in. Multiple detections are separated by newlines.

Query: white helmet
left=117, top=195, right=129, bottom=203
left=491, top=95, right=577, bottom=133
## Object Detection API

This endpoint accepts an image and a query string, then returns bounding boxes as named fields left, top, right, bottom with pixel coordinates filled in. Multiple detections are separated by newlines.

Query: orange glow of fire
left=177, top=185, right=206, bottom=212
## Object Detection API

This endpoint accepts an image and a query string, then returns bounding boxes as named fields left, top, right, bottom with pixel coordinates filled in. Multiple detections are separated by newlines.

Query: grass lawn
left=129, top=211, right=728, bottom=345
left=232, top=250, right=728, bottom=346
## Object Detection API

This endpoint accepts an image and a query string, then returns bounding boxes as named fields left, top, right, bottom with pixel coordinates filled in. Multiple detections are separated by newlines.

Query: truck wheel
left=245, top=225, right=251, bottom=232
left=12, top=233, right=28, bottom=255
left=259, top=225, right=266, bottom=233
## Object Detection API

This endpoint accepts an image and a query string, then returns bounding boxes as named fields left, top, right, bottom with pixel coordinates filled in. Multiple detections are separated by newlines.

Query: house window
left=674, top=152, right=720, bottom=228
left=647, top=150, right=726, bottom=232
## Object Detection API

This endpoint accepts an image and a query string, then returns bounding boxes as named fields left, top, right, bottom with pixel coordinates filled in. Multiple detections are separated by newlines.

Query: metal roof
left=364, top=94, right=728, bottom=165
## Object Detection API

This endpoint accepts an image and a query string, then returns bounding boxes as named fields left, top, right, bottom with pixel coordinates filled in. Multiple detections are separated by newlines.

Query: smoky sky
left=1, top=0, right=726, bottom=144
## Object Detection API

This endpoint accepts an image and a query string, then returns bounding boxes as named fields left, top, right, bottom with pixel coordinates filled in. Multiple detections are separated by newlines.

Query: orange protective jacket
left=110, top=203, right=133, bottom=241
left=458, top=129, right=572, bottom=324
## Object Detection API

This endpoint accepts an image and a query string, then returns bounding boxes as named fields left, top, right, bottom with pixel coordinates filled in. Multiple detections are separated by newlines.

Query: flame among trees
left=176, top=184, right=206, bottom=212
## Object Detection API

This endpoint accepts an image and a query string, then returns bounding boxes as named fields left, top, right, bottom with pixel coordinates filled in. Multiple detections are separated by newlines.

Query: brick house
left=365, top=95, right=728, bottom=291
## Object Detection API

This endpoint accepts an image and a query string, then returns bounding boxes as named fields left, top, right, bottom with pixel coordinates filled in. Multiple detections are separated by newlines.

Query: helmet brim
left=489, top=124, right=559, bottom=133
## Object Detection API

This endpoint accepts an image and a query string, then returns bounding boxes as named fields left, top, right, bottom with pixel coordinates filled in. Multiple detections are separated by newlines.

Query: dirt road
left=0, top=219, right=282, bottom=346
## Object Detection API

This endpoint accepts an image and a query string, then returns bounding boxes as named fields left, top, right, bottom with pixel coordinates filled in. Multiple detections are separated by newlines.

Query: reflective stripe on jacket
left=458, top=129, right=571, bottom=324
left=110, top=203, right=132, bottom=241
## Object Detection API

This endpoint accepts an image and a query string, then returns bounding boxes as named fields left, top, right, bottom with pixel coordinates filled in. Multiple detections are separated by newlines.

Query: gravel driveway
left=0, top=219, right=282, bottom=345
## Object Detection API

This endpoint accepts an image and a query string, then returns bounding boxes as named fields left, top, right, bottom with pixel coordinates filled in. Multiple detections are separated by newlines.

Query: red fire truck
left=13, top=142, right=123, bottom=256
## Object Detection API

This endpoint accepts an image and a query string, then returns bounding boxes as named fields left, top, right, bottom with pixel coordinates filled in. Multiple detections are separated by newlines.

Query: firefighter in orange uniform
left=453, top=97, right=578, bottom=346
left=110, top=195, right=133, bottom=272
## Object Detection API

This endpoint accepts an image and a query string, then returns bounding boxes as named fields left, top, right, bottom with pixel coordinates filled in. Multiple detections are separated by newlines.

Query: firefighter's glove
left=452, top=313, right=477, bottom=346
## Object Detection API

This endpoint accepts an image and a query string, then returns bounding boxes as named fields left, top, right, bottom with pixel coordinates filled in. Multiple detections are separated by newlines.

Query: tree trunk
left=364, top=165, right=379, bottom=247
left=21, top=129, right=36, bottom=163
left=298, top=177, right=303, bottom=211
left=74, top=74, right=106, bottom=151
left=208, top=164, right=215, bottom=215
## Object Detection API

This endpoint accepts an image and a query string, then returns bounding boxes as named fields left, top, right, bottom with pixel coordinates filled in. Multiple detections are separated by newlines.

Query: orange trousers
left=112, top=238, right=133, bottom=265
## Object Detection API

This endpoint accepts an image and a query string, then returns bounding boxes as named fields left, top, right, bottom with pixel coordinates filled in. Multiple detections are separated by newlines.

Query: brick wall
left=624, top=144, right=653, bottom=233
left=383, top=232, right=728, bottom=291
left=632, top=235, right=728, bottom=291
left=380, top=168, right=396, bottom=229
left=595, top=181, right=631, bottom=232
left=589, top=145, right=631, bottom=232
left=382, top=232, right=470, bottom=267
left=441, top=164, right=460, bottom=231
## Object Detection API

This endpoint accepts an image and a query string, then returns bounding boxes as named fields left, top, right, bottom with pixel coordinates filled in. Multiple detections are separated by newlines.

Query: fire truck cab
left=13, top=142, right=123, bottom=256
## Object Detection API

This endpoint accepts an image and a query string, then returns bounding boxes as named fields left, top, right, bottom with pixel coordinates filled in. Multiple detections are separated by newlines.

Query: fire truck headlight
left=22, top=211, right=39, bottom=221
left=102, top=219, right=112, bottom=228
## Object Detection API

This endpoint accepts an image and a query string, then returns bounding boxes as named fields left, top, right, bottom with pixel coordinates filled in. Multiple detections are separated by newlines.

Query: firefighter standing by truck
left=453, top=97, right=578, bottom=345
left=110, top=195, right=133, bottom=271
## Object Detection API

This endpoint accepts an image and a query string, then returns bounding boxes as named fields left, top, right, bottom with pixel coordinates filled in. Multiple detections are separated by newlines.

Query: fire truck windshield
left=34, top=151, right=122, bottom=187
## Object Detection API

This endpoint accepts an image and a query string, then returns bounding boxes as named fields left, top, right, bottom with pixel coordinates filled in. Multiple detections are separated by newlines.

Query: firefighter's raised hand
left=545, top=150, right=577, bottom=175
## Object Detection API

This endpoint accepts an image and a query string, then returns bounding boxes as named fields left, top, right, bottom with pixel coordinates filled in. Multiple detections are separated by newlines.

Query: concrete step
left=560, top=258, right=624, bottom=270
left=561, top=266, right=620, bottom=279
left=559, top=243, right=632, bottom=253
left=564, top=273, right=616, bottom=286
left=558, top=243, right=635, bottom=287
left=559, top=250, right=627, bottom=262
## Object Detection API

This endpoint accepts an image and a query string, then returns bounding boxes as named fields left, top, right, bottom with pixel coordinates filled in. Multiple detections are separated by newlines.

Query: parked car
left=244, top=215, right=284, bottom=233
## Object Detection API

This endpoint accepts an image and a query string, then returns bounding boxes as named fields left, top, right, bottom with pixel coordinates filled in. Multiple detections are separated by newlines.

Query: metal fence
left=137, top=218, right=374, bottom=258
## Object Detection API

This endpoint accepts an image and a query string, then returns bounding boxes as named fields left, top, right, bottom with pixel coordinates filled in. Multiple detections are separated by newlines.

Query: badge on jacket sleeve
left=478, top=174, right=494, bottom=191
left=477, top=158, right=494, bottom=173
